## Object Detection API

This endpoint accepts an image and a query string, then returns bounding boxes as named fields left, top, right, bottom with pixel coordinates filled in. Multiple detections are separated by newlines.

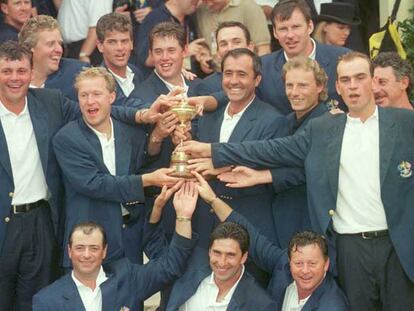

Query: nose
left=302, top=263, right=310, bottom=273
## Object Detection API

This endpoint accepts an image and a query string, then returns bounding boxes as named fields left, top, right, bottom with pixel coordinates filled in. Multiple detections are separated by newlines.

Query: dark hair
left=96, top=12, right=132, bottom=43
left=373, top=52, right=413, bottom=96
left=271, top=0, right=312, bottom=28
left=288, top=231, right=328, bottom=260
left=215, top=21, right=251, bottom=45
left=0, top=40, right=32, bottom=66
left=209, top=222, right=249, bottom=254
left=68, top=221, right=107, bottom=247
left=149, top=22, right=186, bottom=50
left=221, top=48, right=262, bottom=77
left=337, top=51, right=373, bottom=77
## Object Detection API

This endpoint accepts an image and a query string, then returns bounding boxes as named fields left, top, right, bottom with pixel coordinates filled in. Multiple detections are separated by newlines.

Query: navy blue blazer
left=0, top=22, right=18, bottom=43
left=271, top=103, right=328, bottom=247
left=53, top=117, right=148, bottom=267
left=0, top=90, right=139, bottom=253
left=45, top=58, right=89, bottom=101
left=100, top=62, right=146, bottom=102
left=33, top=233, right=197, bottom=311
left=195, top=72, right=223, bottom=96
left=227, top=211, right=349, bottom=311
left=194, top=97, right=288, bottom=245
left=212, top=107, right=414, bottom=282
left=257, top=42, right=349, bottom=115
left=167, top=265, right=277, bottom=310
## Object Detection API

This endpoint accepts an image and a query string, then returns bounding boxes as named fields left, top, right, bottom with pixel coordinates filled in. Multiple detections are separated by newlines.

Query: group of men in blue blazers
left=33, top=182, right=199, bottom=311
left=180, top=51, right=414, bottom=310
left=188, top=171, right=349, bottom=310
left=0, top=40, right=171, bottom=310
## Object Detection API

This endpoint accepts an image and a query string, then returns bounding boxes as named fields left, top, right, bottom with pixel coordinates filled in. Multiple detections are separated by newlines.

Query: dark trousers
left=0, top=202, right=59, bottom=311
left=336, top=233, right=414, bottom=311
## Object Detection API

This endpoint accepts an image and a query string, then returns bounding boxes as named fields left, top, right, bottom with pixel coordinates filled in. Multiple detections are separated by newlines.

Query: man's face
left=273, top=9, right=314, bottom=58
left=31, top=29, right=63, bottom=75
left=0, top=56, right=31, bottom=107
left=78, top=76, right=115, bottom=131
left=216, top=26, right=252, bottom=59
left=203, top=0, right=228, bottom=12
left=1, top=0, right=32, bottom=29
left=177, top=0, right=201, bottom=15
left=285, top=68, right=322, bottom=116
left=336, top=57, right=375, bottom=116
left=151, top=36, right=185, bottom=82
left=289, top=244, right=329, bottom=298
left=209, top=238, right=247, bottom=283
left=97, top=30, right=133, bottom=72
left=68, top=229, right=107, bottom=279
left=222, top=55, right=261, bottom=106
left=372, top=66, right=408, bottom=108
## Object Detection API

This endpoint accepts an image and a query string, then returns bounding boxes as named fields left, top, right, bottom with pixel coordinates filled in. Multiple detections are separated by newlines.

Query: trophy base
left=169, top=163, right=194, bottom=178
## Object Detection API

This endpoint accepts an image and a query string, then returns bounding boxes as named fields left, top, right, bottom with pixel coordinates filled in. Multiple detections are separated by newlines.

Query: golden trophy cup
left=169, top=94, right=197, bottom=178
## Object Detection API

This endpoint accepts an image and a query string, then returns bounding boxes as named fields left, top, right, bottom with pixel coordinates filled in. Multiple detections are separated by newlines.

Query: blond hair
left=74, top=67, right=116, bottom=93
left=19, top=15, right=60, bottom=49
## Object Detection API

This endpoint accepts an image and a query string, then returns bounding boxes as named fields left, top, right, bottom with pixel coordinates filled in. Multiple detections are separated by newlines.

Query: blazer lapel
left=152, top=72, right=170, bottom=95
left=227, top=99, right=257, bottom=142
left=113, top=120, right=131, bottom=176
left=326, top=115, right=346, bottom=198
left=78, top=119, right=110, bottom=174
left=101, top=275, right=119, bottom=311
left=0, top=124, right=12, bottom=179
left=28, top=93, right=49, bottom=174
left=62, top=275, right=86, bottom=311
left=378, top=107, right=396, bottom=187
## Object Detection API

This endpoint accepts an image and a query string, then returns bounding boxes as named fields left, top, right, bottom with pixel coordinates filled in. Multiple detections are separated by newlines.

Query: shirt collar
left=154, top=70, right=189, bottom=94
left=0, top=97, right=28, bottom=117
left=108, top=66, right=134, bottom=84
left=346, top=105, right=379, bottom=124
left=72, top=266, right=108, bottom=290
left=85, top=117, right=114, bottom=142
left=224, top=96, right=255, bottom=120
left=208, top=265, right=245, bottom=298
left=284, top=38, right=317, bottom=61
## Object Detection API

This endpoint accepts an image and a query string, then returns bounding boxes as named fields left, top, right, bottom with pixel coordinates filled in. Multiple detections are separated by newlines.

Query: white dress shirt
left=0, top=99, right=49, bottom=205
left=86, top=119, right=129, bottom=216
left=284, top=38, right=317, bottom=61
left=219, top=98, right=254, bottom=143
left=154, top=70, right=189, bottom=97
left=281, top=281, right=310, bottom=311
left=109, top=66, right=135, bottom=97
left=334, top=107, right=388, bottom=233
left=72, top=266, right=108, bottom=311
left=179, top=266, right=245, bottom=311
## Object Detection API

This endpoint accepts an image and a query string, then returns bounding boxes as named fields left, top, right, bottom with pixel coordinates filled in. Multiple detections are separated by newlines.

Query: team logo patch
left=398, top=161, right=412, bottom=178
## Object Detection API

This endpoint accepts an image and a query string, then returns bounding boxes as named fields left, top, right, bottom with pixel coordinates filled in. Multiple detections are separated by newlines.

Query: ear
left=109, top=91, right=116, bottom=105
left=102, top=245, right=108, bottom=259
left=97, top=41, right=104, bottom=53
left=247, top=41, right=255, bottom=52
left=183, top=44, right=189, bottom=58
left=316, top=83, right=324, bottom=96
left=324, top=257, right=330, bottom=272
left=254, top=74, right=262, bottom=87
left=308, top=20, right=314, bottom=35
left=335, top=80, right=341, bottom=96
left=241, top=251, right=248, bottom=265
left=67, top=245, right=72, bottom=259
left=0, top=3, right=8, bottom=15
left=273, top=26, right=279, bottom=41
left=400, top=76, right=410, bottom=91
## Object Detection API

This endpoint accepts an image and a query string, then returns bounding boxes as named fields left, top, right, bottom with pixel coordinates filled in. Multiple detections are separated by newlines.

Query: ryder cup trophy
left=169, top=93, right=197, bottom=178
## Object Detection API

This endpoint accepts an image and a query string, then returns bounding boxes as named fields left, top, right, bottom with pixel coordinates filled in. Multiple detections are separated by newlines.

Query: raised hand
left=217, top=166, right=272, bottom=188
left=173, top=181, right=199, bottom=218
left=177, top=140, right=212, bottom=158
left=142, top=168, right=182, bottom=188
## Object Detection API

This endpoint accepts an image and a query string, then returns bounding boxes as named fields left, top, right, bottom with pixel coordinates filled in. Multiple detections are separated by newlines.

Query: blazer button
left=4, top=217, right=10, bottom=223
left=122, top=224, right=126, bottom=229
left=8, top=192, right=14, bottom=198
left=328, top=209, right=335, bottom=216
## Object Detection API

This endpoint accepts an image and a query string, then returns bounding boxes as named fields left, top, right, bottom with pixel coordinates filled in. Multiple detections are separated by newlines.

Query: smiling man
left=96, top=12, right=145, bottom=102
left=257, top=0, right=348, bottom=114
left=18, top=14, right=88, bottom=101
left=372, top=52, right=414, bottom=110
left=180, top=51, right=414, bottom=310
left=0, top=0, right=32, bottom=43
left=52, top=67, right=181, bottom=271
left=168, top=221, right=277, bottom=310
